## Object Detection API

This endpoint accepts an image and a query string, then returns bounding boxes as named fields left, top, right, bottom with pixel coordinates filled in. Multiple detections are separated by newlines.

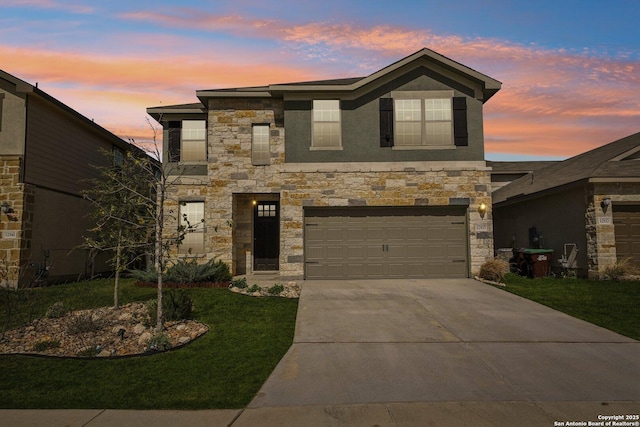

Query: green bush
left=33, top=338, right=60, bottom=352
left=231, top=277, right=248, bottom=289
left=268, top=284, right=284, bottom=295
left=129, top=265, right=158, bottom=283
left=146, top=333, right=172, bottom=352
left=147, top=289, right=193, bottom=324
left=45, top=301, right=67, bottom=319
left=131, top=259, right=232, bottom=284
left=248, top=284, right=261, bottom=293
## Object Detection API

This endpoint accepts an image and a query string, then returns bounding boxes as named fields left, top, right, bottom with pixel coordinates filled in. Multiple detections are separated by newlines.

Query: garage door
left=613, top=205, right=640, bottom=268
left=304, top=207, right=468, bottom=279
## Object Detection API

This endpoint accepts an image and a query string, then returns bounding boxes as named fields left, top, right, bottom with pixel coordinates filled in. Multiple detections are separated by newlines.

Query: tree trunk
left=155, top=182, right=165, bottom=332
left=114, top=230, right=122, bottom=309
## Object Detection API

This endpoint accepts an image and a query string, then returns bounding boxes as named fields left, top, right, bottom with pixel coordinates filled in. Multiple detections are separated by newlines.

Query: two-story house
left=0, top=69, right=141, bottom=285
left=148, top=48, right=501, bottom=280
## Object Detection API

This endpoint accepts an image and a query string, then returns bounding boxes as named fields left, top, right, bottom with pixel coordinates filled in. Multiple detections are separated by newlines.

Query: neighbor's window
left=394, top=92, right=453, bottom=147
left=179, top=201, right=205, bottom=254
left=181, top=120, right=207, bottom=162
left=252, top=124, right=270, bottom=165
left=312, top=100, right=341, bottom=148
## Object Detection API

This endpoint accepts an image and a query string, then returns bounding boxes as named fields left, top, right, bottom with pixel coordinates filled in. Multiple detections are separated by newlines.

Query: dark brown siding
left=24, top=96, right=114, bottom=195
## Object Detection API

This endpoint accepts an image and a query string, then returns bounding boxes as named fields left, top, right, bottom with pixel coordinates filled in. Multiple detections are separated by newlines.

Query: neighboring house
left=493, top=131, right=640, bottom=278
left=148, top=48, right=502, bottom=280
left=487, top=161, right=559, bottom=192
left=0, top=69, right=139, bottom=285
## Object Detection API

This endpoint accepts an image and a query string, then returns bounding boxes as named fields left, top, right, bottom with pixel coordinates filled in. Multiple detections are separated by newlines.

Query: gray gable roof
left=195, top=48, right=501, bottom=103
left=488, top=161, right=559, bottom=174
left=493, top=131, right=640, bottom=204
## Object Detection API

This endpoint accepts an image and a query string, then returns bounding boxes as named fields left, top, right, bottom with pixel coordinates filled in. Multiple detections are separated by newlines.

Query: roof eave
left=195, top=48, right=501, bottom=102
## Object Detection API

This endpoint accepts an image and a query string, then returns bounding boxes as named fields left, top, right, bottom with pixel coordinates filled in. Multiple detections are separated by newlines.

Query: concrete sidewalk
left=3, top=279, right=640, bottom=426
left=3, top=402, right=639, bottom=426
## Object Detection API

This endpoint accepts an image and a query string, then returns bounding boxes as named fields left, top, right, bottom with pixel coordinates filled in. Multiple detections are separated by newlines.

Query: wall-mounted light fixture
left=600, top=197, right=611, bottom=213
left=252, top=200, right=257, bottom=206
left=1, top=202, right=18, bottom=221
left=478, top=202, right=487, bottom=219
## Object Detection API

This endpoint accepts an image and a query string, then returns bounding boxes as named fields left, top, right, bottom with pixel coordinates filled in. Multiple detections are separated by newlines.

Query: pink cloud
left=6, top=8, right=640, bottom=159
left=3, top=0, right=94, bottom=14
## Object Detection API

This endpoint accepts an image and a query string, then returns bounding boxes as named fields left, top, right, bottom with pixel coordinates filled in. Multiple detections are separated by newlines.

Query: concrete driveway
left=237, top=279, right=640, bottom=425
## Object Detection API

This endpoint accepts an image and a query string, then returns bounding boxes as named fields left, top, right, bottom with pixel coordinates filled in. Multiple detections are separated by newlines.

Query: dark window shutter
left=453, top=97, right=468, bottom=146
left=379, top=98, right=394, bottom=147
left=167, top=120, right=181, bottom=162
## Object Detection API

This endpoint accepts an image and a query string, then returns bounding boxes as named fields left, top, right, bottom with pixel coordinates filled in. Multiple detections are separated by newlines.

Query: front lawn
left=500, top=273, right=640, bottom=341
left=0, top=278, right=298, bottom=409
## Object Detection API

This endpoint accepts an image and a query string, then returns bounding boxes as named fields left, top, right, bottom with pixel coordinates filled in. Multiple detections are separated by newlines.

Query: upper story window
left=252, top=124, right=270, bottom=166
left=312, top=100, right=341, bottom=149
left=167, top=120, right=207, bottom=162
left=179, top=201, right=205, bottom=254
left=181, top=120, right=207, bottom=161
left=394, top=91, right=453, bottom=148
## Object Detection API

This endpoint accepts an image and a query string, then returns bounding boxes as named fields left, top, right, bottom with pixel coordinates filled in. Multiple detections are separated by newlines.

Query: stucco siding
left=284, top=73, right=484, bottom=163
left=0, top=80, right=27, bottom=156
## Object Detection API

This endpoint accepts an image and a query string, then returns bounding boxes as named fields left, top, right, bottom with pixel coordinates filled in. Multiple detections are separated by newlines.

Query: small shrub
left=33, top=338, right=60, bottom=352
left=45, top=301, right=66, bottom=319
left=164, top=289, right=193, bottom=321
left=146, top=333, right=172, bottom=352
left=165, top=258, right=232, bottom=284
left=67, top=312, right=103, bottom=335
left=76, top=346, right=100, bottom=357
left=231, top=277, right=248, bottom=289
left=603, top=258, right=639, bottom=280
left=268, top=284, right=284, bottom=295
left=248, top=284, right=262, bottom=293
left=147, top=289, right=193, bottom=324
left=478, top=258, right=509, bottom=282
left=129, top=265, right=158, bottom=283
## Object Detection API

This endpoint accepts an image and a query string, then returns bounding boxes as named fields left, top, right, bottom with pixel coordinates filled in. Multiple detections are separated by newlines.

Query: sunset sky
left=1, top=0, right=638, bottom=160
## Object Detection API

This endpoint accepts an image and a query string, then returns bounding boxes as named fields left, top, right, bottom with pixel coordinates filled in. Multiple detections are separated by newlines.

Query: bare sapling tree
left=82, top=147, right=156, bottom=309
left=144, top=117, right=202, bottom=331
left=83, top=116, right=201, bottom=330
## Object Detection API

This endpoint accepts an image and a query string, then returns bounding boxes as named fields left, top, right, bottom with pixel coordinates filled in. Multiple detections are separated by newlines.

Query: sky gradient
left=1, top=0, right=639, bottom=160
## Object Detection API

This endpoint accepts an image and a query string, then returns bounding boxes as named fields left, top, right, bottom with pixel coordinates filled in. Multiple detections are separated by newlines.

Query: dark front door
left=254, top=201, right=279, bottom=271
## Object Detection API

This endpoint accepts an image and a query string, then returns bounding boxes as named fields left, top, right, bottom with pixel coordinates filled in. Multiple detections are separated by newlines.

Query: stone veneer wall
left=164, top=99, right=494, bottom=279
left=0, top=156, right=33, bottom=287
left=587, top=182, right=640, bottom=278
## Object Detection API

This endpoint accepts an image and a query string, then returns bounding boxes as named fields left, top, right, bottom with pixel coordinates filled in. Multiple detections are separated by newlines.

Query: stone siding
left=0, top=156, right=33, bottom=286
left=588, top=182, right=640, bottom=278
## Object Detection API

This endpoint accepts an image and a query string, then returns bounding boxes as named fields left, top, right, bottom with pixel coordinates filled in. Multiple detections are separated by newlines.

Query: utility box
left=513, top=249, right=553, bottom=278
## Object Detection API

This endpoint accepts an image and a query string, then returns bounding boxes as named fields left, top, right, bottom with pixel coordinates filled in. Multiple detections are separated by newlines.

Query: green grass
left=501, top=273, right=640, bottom=341
left=0, top=279, right=298, bottom=409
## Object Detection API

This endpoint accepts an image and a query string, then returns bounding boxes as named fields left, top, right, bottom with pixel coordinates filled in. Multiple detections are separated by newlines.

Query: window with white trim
left=179, top=201, right=205, bottom=254
left=394, top=91, right=454, bottom=147
left=312, top=100, right=341, bottom=148
left=180, top=120, right=207, bottom=162
left=252, top=124, right=270, bottom=165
